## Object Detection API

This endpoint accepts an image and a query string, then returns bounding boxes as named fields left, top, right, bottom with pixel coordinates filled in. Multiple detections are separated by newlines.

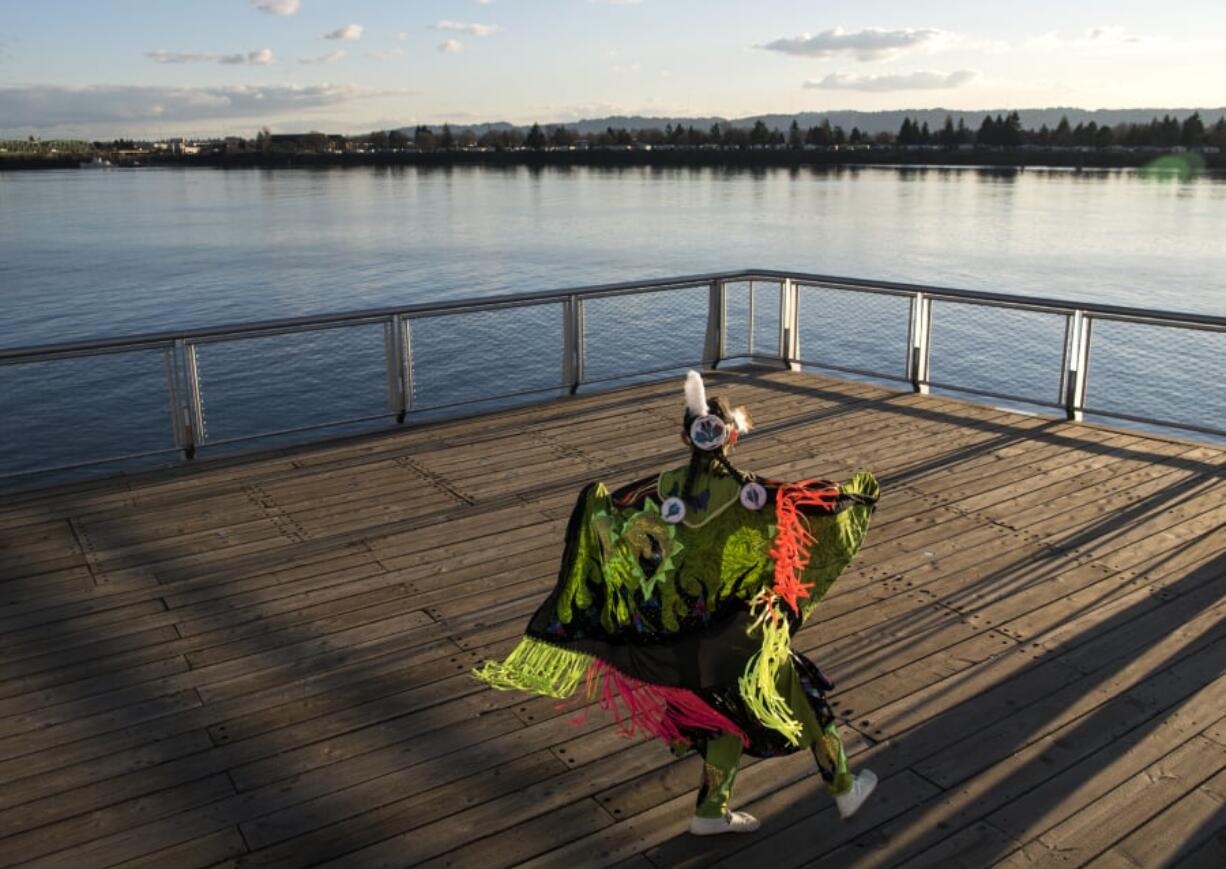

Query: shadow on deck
left=0, top=369, right=1223, bottom=868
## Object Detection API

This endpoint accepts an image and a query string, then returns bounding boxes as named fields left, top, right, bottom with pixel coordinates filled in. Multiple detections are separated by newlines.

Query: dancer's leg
left=694, top=732, right=744, bottom=818
left=780, top=661, right=853, bottom=795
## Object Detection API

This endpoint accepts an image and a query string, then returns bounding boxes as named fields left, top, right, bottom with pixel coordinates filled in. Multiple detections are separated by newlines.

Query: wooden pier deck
left=1, top=368, right=1223, bottom=868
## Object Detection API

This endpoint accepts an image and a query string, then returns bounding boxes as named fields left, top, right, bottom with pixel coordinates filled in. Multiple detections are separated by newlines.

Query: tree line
left=22, top=112, right=1219, bottom=160
left=270, top=112, right=1225, bottom=153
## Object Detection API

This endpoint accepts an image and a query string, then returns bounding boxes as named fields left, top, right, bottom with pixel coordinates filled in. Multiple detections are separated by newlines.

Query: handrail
left=2, top=268, right=1222, bottom=486
left=3, top=268, right=1222, bottom=363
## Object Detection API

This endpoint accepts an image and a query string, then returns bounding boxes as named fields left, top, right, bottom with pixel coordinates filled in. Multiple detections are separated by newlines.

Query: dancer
left=475, top=370, right=878, bottom=834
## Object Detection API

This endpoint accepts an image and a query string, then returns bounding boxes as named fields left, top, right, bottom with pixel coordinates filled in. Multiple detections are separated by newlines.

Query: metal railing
left=1, top=268, right=1223, bottom=484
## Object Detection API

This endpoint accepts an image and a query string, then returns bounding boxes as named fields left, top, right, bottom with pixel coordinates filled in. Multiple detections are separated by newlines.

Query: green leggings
left=695, top=663, right=851, bottom=818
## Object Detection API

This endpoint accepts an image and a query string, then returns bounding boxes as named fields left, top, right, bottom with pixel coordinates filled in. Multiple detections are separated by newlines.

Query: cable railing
left=1, top=269, right=1223, bottom=487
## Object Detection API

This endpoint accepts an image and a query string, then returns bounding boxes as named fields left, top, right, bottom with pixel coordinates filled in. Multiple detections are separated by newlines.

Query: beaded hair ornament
left=684, top=370, right=751, bottom=450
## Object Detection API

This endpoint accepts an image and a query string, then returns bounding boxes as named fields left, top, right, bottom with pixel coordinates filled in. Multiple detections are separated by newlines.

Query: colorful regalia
left=475, top=371, right=879, bottom=829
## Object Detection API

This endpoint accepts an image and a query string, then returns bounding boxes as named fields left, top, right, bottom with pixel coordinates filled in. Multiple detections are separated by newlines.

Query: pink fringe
left=569, top=659, right=750, bottom=748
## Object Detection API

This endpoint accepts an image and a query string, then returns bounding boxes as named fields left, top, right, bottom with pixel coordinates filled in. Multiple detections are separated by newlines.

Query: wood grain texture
left=0, top=368, right=1222, bottom=868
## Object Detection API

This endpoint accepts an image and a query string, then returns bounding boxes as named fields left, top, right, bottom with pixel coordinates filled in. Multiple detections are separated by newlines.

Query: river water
left=1, top=164, right=1223, bottom=483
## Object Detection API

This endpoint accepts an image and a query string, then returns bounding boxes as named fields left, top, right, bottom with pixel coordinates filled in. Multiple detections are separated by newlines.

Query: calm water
left=2, top=165, right=1223, bottom=482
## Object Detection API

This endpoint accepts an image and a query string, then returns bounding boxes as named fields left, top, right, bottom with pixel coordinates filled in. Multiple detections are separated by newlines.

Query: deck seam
left=241, top=482, right=309, bottom=544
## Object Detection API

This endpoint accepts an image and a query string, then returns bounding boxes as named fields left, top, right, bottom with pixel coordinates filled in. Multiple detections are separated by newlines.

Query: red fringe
left=569, top=659, right=750, bottom=748
left=769, top=481, right=840, bottom=615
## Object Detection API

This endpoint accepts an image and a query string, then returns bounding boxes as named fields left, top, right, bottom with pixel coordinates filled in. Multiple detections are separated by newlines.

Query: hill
left=407, top=107, right=1226, bottom=137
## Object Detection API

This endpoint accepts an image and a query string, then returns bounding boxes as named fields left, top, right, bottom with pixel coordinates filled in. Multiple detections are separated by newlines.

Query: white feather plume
left=684, top=370, right=708, bottom=417
left=731, top=406, right=751, bottom=434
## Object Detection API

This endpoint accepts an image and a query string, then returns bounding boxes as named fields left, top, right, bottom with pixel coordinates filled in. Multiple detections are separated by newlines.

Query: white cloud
left=148, top=48, right=275, bottom=66
left=252, top=0, right=300, bottom=15
left=299, top=50, right=345, bottom=65
left=365, top=49, right=404, bottom=61
left=324, top=24, right=364, bottom=41
left=0, top=83, right=374, bottom=132
left=803, top=69, right=977, bottom=91
left=760, top=27, right=946, bottom=62
left=147, top=50, right=216, bottom=64
left=438, top=39, right=464, bottom=53
left=434, top=20, right=499, bottom=36
left=398, top=32, right=409, bottom=41
left=1025, top=26, right=1149, bottom=53
left=476, top=0, right=495, bottom=5
left=220, top=49, right=275, bottom=66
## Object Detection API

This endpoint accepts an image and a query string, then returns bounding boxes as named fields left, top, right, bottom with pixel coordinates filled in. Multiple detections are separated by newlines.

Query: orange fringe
left=768, top=481, right=840, bottom=615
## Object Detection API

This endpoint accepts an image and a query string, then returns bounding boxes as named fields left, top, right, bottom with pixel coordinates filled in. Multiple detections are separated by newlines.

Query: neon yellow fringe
left=472, top=636, right=594, bottom=699
left=738, top=599, right=804, bottom=745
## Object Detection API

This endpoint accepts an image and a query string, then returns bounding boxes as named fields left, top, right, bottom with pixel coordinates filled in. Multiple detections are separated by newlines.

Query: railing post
left=401, top=316, right=414, bottom=419
left=163, top=348, right=185, bottom=458
left=1063, top=310, right=1092, bottom=421
left=780, top=278, right=801, bottom=371
left=562, top=295, right=584, bottom=394
left=907, top=292, right=932, bottom=395
left=703, top=279, right=725, bottom=369
left=747, top=280, right=755, bottom=359
left=384, top=314, right=411, bottom=423
left=165, top=339, right=203, bottom=459
left=183, top=341, right=204, bottom=458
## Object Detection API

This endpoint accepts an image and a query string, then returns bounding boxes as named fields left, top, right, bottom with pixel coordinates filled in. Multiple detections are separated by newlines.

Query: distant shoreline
left=3, top=148, right=1222, bottom=172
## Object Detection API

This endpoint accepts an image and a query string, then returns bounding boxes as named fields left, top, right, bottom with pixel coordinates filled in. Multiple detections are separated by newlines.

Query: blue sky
left=2, top=0, right=1224, bottom=138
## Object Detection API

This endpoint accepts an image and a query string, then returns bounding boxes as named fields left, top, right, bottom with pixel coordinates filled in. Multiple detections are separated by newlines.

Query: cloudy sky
left=2, top=0, right=1224, bottom=138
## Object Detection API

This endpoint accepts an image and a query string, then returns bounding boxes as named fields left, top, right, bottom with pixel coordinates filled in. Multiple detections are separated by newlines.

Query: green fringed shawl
left=473, top=466, right=878, bottom=745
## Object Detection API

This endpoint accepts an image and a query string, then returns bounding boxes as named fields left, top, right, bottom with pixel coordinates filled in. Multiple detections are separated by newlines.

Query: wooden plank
left=182, top=588, right=419, bottom=669
left=0, top=598, right=168, bottom=655
left=0, top=567, right=95, bottom=607
left=236, top=751, right=571, bottom=867
left=195, top=634, right=469, bottom=708
left=804, top=635, right=1226, bottom=867
left=1083, top=765, right=1226, bottom=868
left=0, top=628, right=530, bottom=831
left=891, top=821, right=1021, bottom=869
left=0, top=773, right=236, bottom=864
left=416, top=798, right=616, bottom=869
left=1205, top=712, right=1226, bottom=747
left=0, top=642, right=190, bottom=710
left=981, top=676, right=1226, bottom=864
left=1028, top=734, right=1226, bottom=864
left=206, top=663, right=480, bottom=747
left=0, top=547, right=374, bottom=626
left=0, top=625, right=179, bottom=682
left=0, top=637, right=473, bottom=804
left=554, top=767, right=939, bottom=869
left=121, top=826, right=248, bottom=869
left=0, top=728, right=215, bottom=815
left=0, top=688, right=202, bottom=762
left=0, top=607, right=434, bottom=726
left=307, top=743, right=668, bottom=868
left=175, top=581, right=410, bottom=645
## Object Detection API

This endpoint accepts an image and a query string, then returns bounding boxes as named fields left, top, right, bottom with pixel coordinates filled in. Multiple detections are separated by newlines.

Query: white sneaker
left=688, top=810, right=761, bottom=836
left=835, top=770, right=878, bottom=820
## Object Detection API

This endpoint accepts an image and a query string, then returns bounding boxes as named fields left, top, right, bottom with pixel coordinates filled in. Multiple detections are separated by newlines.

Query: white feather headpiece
left=684, top=370, right=752, bottom=435
left=684, top=370, right=708, bottom=418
